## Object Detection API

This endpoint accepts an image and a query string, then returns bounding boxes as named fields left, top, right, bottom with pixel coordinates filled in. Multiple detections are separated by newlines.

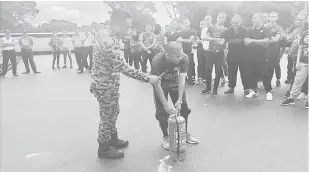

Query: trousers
left=205, top=51, right=224, bottom=90
left=245, top=61, right=272, bottom=92
left=154, top=87, right=191, bottom=137
left=290, top=63, right=308, bottom=98
left=227, top=61, right=247, bottom=90
left=1, top=49, right=17, bottom=76
left=62, top=49, right=72, bottom=66
left=21, top=49, right=37, bottom=73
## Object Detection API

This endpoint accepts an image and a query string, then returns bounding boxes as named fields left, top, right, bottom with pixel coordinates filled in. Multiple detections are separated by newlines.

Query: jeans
left=287, top=55, right=295, bottom=81
left=74, top=47, right=84, bottom=70
left=21, top=49, right=37, bottom=72
left=131, top=51, right=142, bottom=70
left=205, top=51, right=224, bottom=90
left=1, top=49, right=17, bottom=76
left=197, top=48, right=207, bottom=80
left=62, top=49, right=72, bottom=67
left=141, top=50, right=154, bottom=72
left=184, top=51, right=195, bottom=80
left=82, top=46, right=93, bottom=70
left=290, top=63, right=308, bottom=98
left=52, top=51, right=60, bottom=67
left=124, top=49, right=132, bottom=65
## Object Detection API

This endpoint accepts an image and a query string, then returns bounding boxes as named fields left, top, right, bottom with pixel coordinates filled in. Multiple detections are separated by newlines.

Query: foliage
left=103, top=1, right=157, bottom=32
left=0, top=1, right=39, bottom=30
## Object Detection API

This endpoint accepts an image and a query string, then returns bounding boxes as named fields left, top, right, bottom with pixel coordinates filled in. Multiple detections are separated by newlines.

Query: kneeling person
left=151, top=42, right=198, bottom=150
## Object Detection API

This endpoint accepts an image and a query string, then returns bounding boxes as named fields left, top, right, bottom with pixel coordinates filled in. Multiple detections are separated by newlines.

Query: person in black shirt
left=244, top=13, right=273, bottom=100
left=222, top=15, right=248, bottom=94
left=177, top=17, right=196, bottom=85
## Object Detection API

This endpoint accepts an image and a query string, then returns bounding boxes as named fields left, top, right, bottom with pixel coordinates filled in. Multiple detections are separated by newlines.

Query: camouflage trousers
left=97, top=99, right=120, bottom=143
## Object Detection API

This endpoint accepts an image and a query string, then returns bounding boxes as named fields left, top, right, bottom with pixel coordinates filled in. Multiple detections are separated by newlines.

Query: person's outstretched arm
left=94, top=31, right=158, bottom=83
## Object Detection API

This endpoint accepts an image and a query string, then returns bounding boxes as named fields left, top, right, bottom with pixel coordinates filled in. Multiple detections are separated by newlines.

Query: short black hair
left=110, top=8, right=132, bottom=24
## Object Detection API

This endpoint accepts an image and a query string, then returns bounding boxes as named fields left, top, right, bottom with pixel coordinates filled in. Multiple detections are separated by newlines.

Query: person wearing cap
left=0, top=30, right=18, bottom=77
left=90, top=8, right=160, bottom=159
left=151, top=41, right=199, bottom=150
left=19, top=30, right=40, bottom=74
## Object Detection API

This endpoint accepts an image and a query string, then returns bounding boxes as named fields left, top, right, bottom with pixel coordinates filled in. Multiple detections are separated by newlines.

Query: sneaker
left=162, top=136, right=169, bottom=150
left=266, top=92, right=273, bottom=101
left=276, top=79, right=281, bottom=87
left=201, top=88, right=211, bottom=94
left=57, top=66, right=61, bottom=69
left=62, top=65, right=67, bottom=69
left=34, top=71, right=41, bottom=74
left=281, top=98, right=295, bottom=106
left=246, top=90, right=258, bottom=98
left=244, top=89, right=250, bottom=95
left=212, top=89, right=218, bottom=96
left=13, top=74, right=18, bottom=76
left=224, top=87, right=234, bottom=94
left=52, top=66, right=55, bottom=70
left=284, top=91, right=290, bottom=98
left=305, top=101, right=308, bottom=109
left=297, top=92, right=307, bottom=100
left=186, top=132, right=198, bottom=144
left=22, top=71, right=30, bottom=74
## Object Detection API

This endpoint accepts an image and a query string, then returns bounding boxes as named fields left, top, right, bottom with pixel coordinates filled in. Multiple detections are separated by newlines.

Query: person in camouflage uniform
left=90, top=8, right=160, bottom=159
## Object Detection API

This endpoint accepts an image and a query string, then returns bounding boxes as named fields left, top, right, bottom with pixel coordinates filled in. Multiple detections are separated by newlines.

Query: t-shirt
left=209, top=25, right=226, bottom=52
left=61, top=36, right=72, bottom=50
left=1, top=37, right=15, bottom=50
left=245, top=26, right=272, bottom=62
left=151, top=52, right=189, bottom=90
left=265, top=24, right=283, bottom=63
left=179, top=29, right=195, bottom=53
left=221, top=26, right=247, bottom=62
left=72, top=35, right=83, bottom=48
left=19, top=36, right=33, bottom=50
left=299, top=30, right=308, bottom=64
left=288, top=28, right=303, bottom=58
left=49, top=37, right=62, bottom=52
left=140, top=32, right=155, bottom=48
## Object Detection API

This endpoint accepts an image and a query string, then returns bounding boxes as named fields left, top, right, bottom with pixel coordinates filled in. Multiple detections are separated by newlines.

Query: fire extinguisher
left=168, top=113, right=186, bottom=161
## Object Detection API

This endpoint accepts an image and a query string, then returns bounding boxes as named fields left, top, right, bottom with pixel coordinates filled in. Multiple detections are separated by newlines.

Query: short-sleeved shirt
left=19, top=36, right=33, bottom=50
left=49, top=37, right=62, bottom=52
left=179, top=29, right=195, bottom=53
left=245, top=26, right=271, bottom=62
left=61, top=36, right=72, bottom=50
left=288, top=28, right=303, bottom=58
left=299, top=30, right=308, bottom=64
left=151, top=52, right=189, bottom=90
left=140, top=32, right=155, bottom=48
left=265, top=24, right=283, bottom=63
left=209, top=25, right=226, bottom=52
left=221, top=26, right=247, bottom=62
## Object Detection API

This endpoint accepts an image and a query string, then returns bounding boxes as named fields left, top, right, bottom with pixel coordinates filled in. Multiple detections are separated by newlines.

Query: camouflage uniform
left=90, top=30, right=150, bottom=144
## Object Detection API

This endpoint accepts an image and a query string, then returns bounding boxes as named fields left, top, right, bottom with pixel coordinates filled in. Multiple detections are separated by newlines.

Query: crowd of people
left=0, top=7, right=308, bottom=159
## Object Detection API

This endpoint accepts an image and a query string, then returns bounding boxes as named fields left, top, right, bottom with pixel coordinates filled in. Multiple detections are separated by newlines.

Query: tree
left=0, top=1, right=39, bottom=30
left=103, top=1, right=157, bottom=32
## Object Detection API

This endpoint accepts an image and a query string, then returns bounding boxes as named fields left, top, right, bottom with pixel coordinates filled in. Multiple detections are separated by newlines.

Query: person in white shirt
left=0, top=30, right=18, bottom=77
left=72, top=29, right=84, bottom=73
left=61, top=30, right=73, bottom=68
left=81, top=28, right=95, bottom=71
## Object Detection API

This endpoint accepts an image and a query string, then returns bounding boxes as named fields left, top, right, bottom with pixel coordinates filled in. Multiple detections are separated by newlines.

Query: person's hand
left=296, top=63, right=301, bottom=71
left=149, top=75, right=161, bottom=85
left=163, top=104, right=177, bottom=115
left=244, top=38, right=252, bottom=46
left=174, top=101, right=182, bottom=113
left=147, top=50, right=152, bottom=54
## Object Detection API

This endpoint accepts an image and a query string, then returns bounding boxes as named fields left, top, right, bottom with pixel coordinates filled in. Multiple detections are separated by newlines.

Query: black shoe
left=57, top=66, right=61, bottom=69
left=281, top=98, right=295, bottom=106
left=98, top=142, right=124, bottom=159
left=212, top=89, right=218, bottom=96
left=52, top=67, right=55, bottom=70
left=77, top=70, right=84, bottom=74
left=70, top=66, right=73, bottom=69
left=224, top=87, right=234, bottom=94
left=62, top=65, right=67, bottom=69
left=285, top=79, right=292, bottom=84
left=305, top=101, right=308, bottom=109
left=22, top=71, right=30, bottom=74
left=13, top=74, right=18, bottom=76
left=201, top=88, right=211, bottom=94
left=276, top=79, right=281, bottom=87
left=284, top=91, right=290, bottom=98
left=34, top=71, right=41, bottom=74
left=110, top=132, right=129, bottom=149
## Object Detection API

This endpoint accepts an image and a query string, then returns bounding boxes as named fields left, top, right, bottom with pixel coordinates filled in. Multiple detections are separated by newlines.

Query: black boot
left=98, top=141, right=124, bottom=159
left=110, top=132, right=129, bottom=149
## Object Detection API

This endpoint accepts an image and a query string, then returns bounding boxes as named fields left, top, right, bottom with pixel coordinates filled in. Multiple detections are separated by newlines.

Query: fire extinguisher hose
left=175, top=113, right=180, bottom=158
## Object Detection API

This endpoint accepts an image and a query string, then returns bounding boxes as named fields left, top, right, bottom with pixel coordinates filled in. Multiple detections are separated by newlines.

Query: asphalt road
left=1, top=54, right=307, bottom=172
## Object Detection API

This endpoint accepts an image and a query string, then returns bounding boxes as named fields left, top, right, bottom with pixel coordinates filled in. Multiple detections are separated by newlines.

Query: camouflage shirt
left=90, top=30, right=150, bottom=100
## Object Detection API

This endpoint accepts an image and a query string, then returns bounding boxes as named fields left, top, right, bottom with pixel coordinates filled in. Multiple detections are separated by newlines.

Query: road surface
left=1, top=54, right=307, bottom=172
